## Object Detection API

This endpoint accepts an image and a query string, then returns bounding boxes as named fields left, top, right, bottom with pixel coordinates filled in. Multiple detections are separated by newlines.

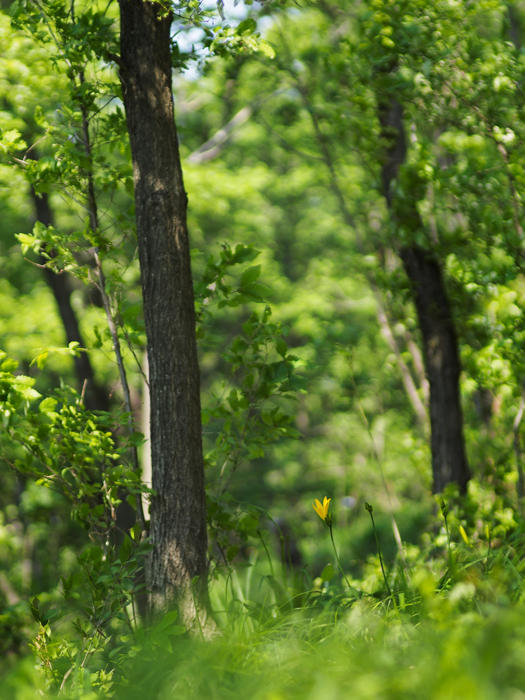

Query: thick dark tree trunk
left=399, top=246, right=470, bottom=492
left=32, top=191, right=109, bottom=413
left=117, top=0, right=215, bottom=634
left=378, top=97, right=470, bottom=493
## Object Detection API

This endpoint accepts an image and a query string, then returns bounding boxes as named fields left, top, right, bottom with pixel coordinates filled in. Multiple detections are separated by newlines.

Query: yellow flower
left=459, top=525, right=470, bottom=546
left=313, top=497, right=331, bottom=523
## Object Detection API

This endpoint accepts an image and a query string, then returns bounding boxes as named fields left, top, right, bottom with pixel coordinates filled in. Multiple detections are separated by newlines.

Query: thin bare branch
left=514, top=389, right=525, bottom=503
left=405, top=330, right=430, bottom=406
left=78, top=71, right=147, bottom=535
left=187, top=106, right=253, bottom=164
left=376, top=296, right=429, bottom=434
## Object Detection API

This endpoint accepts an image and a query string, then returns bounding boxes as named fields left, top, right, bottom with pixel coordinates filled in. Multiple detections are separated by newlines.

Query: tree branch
left=78, top=71, right=147, bottom=535
left=376, top=296, right=429, bottom=434
left=187, top=107, right=252, bottom=164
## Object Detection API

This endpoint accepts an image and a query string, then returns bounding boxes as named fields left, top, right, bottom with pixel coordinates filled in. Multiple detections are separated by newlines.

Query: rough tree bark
left=32, top=190, right=109, bottom=413
left=378, top=97, right=470, bottom=494
left=117, top=0, right=215, bottom=634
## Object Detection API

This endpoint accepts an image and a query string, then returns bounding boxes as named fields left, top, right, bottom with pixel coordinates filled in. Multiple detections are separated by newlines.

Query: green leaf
left=39, top=397, right=58, bottom=415
left=30, top=597, right=41, bottom=623
left=275, top=338, right=287, bottom=358
left=236, top=17, right=257, bottom=35
left=240, top=264, right=261, bottom=287
left=0, top=357, right=18, bottom=372
left=93, top=326, right=103, bottom=349
left=153, top=610, right=186, bottom=636
left=127, top=431, right=146, bottom=447
left=259, top=40, right=275, bottom=59
left=321, top=563, right=334, bottom=582
left=231, top=244, right=259, bottom=263
left=227, top=544, right=239, bottom=561
left=119, top=534, right=134, bottom=562
left=33, top=351, right=48, bottom=370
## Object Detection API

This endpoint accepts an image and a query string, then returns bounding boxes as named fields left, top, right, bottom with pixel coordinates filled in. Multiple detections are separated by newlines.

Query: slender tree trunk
left=32, top=190, right=109, bottom=413
left=378, top=97, right=470, bottom=493
left=405, top=329, right=430, bottom=407
left=375, top=295, right=429, bottom=434
left=117, top=0, right=215, bottom=634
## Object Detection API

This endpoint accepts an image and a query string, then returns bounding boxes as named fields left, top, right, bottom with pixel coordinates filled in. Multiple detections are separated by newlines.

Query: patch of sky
left=172, top=0, right=273, bottom=81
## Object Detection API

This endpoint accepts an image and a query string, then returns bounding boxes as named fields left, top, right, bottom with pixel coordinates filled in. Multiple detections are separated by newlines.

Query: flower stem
left=441, top=499, right=455, bottom=580
left=329, top=524, right=355, bottom=595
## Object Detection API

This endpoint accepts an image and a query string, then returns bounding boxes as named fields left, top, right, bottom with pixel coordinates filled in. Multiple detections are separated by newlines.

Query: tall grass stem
left=366, top=505, right=392, bottom=598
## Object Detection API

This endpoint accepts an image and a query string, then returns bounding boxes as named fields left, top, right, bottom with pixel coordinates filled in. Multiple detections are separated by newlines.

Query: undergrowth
left=4, top=496, right=525, bottom=700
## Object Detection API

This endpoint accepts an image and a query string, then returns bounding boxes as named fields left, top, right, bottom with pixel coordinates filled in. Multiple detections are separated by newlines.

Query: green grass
left=4, top=531, right=525, bottom=700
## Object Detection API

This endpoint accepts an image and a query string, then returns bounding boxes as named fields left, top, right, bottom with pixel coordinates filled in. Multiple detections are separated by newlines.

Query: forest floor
left=3, top=526, right=525, bottom=700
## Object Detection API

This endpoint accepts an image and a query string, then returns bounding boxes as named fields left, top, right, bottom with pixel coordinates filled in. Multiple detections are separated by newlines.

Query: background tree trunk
left=117, top=0, right=215, bottom=634
left=32, top=189, right=109, bottom=413
left=378, top=97, right=470, bottom=494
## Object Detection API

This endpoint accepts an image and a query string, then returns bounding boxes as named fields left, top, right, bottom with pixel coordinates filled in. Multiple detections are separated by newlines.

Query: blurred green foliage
left=5, top=518, right=525, bottom=700
left=3, top=0, right=525, bottom=696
